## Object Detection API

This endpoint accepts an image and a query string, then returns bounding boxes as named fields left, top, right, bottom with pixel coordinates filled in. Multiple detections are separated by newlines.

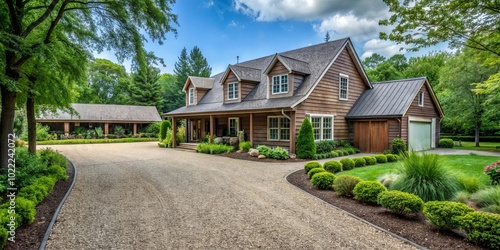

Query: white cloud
left=205, top=0, right=214, bottom=7
left=313, top=13, right=380, bottom=39
left=361, top=39, right=403, bottom=59
left=228, top=20, right=245, bottom=28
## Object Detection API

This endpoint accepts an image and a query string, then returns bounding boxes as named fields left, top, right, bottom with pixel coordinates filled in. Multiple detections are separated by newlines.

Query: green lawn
left=454, top=141, right=500, bottom=152
left=337, top=155, right=499, bottom=185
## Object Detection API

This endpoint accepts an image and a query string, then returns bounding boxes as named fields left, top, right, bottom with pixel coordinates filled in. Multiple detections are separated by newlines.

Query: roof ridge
left=230, top=64, right=261, bottom=70
left=189, top=76, right=215, bottom=79
left=373, top=77, right=426, bottom=84
left=72, top=103, right=157, bottom=108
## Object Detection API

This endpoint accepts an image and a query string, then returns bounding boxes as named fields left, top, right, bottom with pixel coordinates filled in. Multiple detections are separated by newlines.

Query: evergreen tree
left=174, top=48, right=190, bottom=92
left=324, top=31, right=331, bottom=42
left=189, top=46, right=212, bottom=77
left=296, top=118, right=316, bottom=159
left=129, top=66, right=163, bottom=112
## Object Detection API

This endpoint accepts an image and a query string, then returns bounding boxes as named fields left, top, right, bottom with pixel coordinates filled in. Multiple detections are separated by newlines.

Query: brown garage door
left=354, top=121, right=388, bottom=153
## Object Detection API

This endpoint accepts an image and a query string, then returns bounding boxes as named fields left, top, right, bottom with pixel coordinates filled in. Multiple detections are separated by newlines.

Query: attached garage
left=353, top=121, right=388, bottom=153
left=408, top=117, right=436, bottom=151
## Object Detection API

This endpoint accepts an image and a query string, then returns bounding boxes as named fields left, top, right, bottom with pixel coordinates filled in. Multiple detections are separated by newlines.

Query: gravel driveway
left=45, top=142, right=415, bottom=249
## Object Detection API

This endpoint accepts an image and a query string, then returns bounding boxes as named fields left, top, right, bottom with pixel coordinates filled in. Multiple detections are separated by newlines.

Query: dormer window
left=418, top=92, right=424, bottom=106
left=272, top=74, right=288, bottom=94
left=228, top=82, right=238, bottom=100
left=189, top=88, right=195, bottom=105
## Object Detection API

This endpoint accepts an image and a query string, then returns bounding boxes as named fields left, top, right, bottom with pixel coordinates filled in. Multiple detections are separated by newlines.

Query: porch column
left=104, top=123, right=109, bottom=138
left=209, top=115, right=214, bottom=143
left=64, top=122, right=70, bottom=136
left=250, top=113, right=254, bottom=146
left=290, top=111, right=296, bottom=154
left=172, top=117, right=177, bottom=148
left=133, top=123, right=137, bottom=135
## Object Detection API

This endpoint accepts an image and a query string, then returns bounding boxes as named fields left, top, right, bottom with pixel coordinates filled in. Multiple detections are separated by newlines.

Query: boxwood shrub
left=354, top=181, right=387, bottom=204
left=0, top=197, right=36, bottom=226
left=456, top=211, right=500, bottom=249
left=385, top=154, right=397, bottom=162
left=377, top=190, right=424, bottom=214
left=423, top=201, right=474, bottom=230
left=439, top=138, right=454, bottom=148
left=363, top=156, right=377, bottom=165
left=335, top=150, right=344, bottom=156
left=45, top=165, right=67, bottom=181
left=311, top=172, right=336, bottom=190
left=304, top=161, right=322, bottom=173
left=340, top=158, right=355, bottom=171
left=353, top=157, right=366, bottom=168
left=308, top=168, right=326, bottom=179
left=374, top=154, right=387, bottom=163
left=324, top=160, right=342, bottom=173
left=333, top=175, right=362, bottom=197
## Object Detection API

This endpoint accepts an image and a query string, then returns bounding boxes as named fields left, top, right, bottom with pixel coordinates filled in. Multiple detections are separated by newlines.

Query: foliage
left=354, top=181, right=387, bottom=204
left=144, top=122, right=161, bottom=137
left=377, top=190, right=424, bottom=214
left=340, top=158, right=355, bottom=171
left=95, top=127, right=104, bottom=138
left=196, top=143, right=234, bottom=154
left=470, top=186, right=500, bottom=213
left=315, top=140, right=336, bottom=154
left=256, top=145, right=289, bottom=160
left=10, top=197, right=36, bottom=226
left=456, top=175, right=482, bottom=194
left=453, top=191, right=471, bottom=204
left=308, top=168, right=326, bottom=179
left=345, top=147, right=356, bottom=155
left=37, top=138, right=157, bottom=145
left=439, top=139, right=454, bottom=148
left=391, top=153, right=460, bottom=202
left=390, top=138, right=407, bottom=155
left=484, top=160, right=500, bottom=185
left=324, top=161, right=342, bottom=173
left=335, top=150, right=344, bottom=156
left=362, top=156, right=376, bottom=166
left=333, top=175, right=362, bottom=197
left=114, top=126, right=126, bottom=138
left=18, top=176, right=57, bottom=205
left=296, top=118, right=316, bottom=159
left=353, top=158, right=366, bottom=168
left=160, top=120, right=172, bottom=141
left=374, top=155, right=388, bottom=163
left=423, top=201, right=474, bottom=230
left=176, top=126, right=187, bottom=143
left=36, top=123, right=52, bottom=141
left=385, top=154, right=397, bottom=162
left=378, top=174, right=399, bottom=189
left=12, top=148, right=44, bottom=188
left=311, top=172, right=336, bottom=190
left=38, top=148, right=67, bottom=167
left=161, top=129, right=174, bottom=148
left=45, top=165, right=68, bottom=181
left=362, top=53, right=386, bottom=70
left=456, top=211, right=500, bottom=249
left=239, top=141, right=252, bottom=151
left=304, top=162, right=323, bottom=173
left=0, top=227, right=7, bottom=249
left=129, top=65, right=163, bottom=111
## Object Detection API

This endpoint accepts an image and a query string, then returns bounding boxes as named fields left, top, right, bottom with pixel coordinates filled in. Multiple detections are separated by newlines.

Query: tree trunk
left=27, top=95, right=36, bottom=154
left=0, top=87, right=17, bottom=172
left=474, top=125, right=480, bottom=147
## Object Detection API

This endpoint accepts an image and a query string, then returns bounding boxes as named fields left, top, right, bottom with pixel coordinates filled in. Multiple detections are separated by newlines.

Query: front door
left=191, top=119, right=202, bottom=141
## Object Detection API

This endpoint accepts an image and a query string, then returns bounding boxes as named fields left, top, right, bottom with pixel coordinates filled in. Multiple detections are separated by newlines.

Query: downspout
left=281, top=109, right=291, bottom=120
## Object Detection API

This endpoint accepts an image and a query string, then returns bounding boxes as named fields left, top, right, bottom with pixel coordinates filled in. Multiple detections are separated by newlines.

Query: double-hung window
left=310, top=115, right=333, bottom=141
left=339, top=74, right=349, bottom=100
left=188, top=88, right=195, bottom=105
left=418, top=92, right=424, bottom=106
left=228, top=117, right=239, bottom=136
left=228, top=82, right=238, bottom=100
left=268, top=116, right=290, bottom=141
left=272, top=74, right=288, bottom=94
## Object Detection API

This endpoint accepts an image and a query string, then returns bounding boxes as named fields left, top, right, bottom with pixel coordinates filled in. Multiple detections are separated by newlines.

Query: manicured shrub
left=0, top=197, right=36, bottom=226
left=0, top=208, right=21, bottom=232
left=159, top=120, right=172, bottom=141
left=374, top=154, right=387, bottom=163
left=18, top=185, right=45, bottom=205
left=311, top=172, right=336, bottom=190
left=296, top=118, right=316, bottom=159
left=354, top=181, right=387, bottom=203
left=340, top=149, right=349, bottom=156
left=0, top=226, right=8, bottom=249
left=196, top=143, right=234, bottom=154
left=144, top=122, right=161, bottom=136
left=308, top=168, right=326, bottom=179
left=363, top=156, right=377, bottom=165
left=457, top=175, right=482, bottom=193
left=315, top=140, right=335, bottom=154
left=45, top=165, right=67, bottom=181
left=270, top=146, right=289, bottom=160
left=13, top=148, right=45, bottom=188
left=390, top=152, right=460, bottom=202
left=353, top=157, right=366, bottom=168
left=324, top=160, right=342, bottom=173
left=304, top=162, right=322, bottom=174
left=333, top=175, right=362, bottom=197
left=345, top=147, right=356, bottom=155
left=340, top=158, right=355, bottom=171
left=377, top=173, right=399, bottom=188
left=34, top=176, right=58, bottom=192
left=470, top=186, right=500, bottom=213
left=38, top=148, right=67, bottom=167
left=390, top=138, right=407, bottom=155
left=239, top=141, right=252, bottom=151
left=377, top=190, right=424, bottom=214
left=423, top=201, right=474, bottom=230
left=385, top=154, right=397, bottom=162
left=439, top=138, right=454, bottom=148
left=335, top=150, right=344, bottom=156
left=456, top=211, right=500, bottom=249
left=330, top=151, right=339, bottom=158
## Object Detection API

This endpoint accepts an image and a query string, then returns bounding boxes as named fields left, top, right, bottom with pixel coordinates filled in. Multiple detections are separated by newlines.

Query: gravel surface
left=45, top=142, right=416, bottom=249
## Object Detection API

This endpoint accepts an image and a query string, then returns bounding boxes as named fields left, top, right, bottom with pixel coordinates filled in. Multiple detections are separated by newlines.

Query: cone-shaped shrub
left=296, top=118, right=316, bottom=159
left=159, top=120, right=172, bottom=141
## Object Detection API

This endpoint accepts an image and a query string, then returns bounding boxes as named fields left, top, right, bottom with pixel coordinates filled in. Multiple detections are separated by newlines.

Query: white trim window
left=188, top=88, right=195, bottom=105
left=228, top=82, right=239, bottom=100
left=228, top=117, right=239, bottom=136
left=418, top=92, right=424, bottom=106
left=339, top=74, right=349, bottom=100
left=268, top=116, right=290, bottom=141
left=272, top=74, right=289, bottom=94
left=310, top=115, right=334, bottom=141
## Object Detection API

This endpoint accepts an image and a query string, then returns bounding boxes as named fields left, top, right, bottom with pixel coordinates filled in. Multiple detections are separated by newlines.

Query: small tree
left=159, top=120, right=172, bottom=141
left=296, top=118, right=316, bottom=159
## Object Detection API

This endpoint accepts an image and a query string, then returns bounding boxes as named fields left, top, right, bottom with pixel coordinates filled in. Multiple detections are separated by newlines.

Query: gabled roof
left=346, top=77, right=443, bottom=119
left=263, top=54, right=311, bottom=75
left=182, top=76, right=215, bottom=92
left=220, top=65, right=261, bottom=83
left=37, top=103, right=162, bottom=122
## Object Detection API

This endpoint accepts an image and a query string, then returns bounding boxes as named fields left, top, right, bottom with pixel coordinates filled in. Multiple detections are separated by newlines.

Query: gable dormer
left=264, top=54, right=310, bottom=99
left=183, top=76, right=215, bottom=106
left=220, top=65, right=261, bottom=103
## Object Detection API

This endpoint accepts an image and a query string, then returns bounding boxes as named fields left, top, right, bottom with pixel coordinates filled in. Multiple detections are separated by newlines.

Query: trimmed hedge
left=423, top=201, right=474, bottom=230
left=386, top=154, right=397, bottom=162
left=390, top=138, right=407, bottom=154
left=308, top=168, right=326, bottom=179
left=439, top=138, right=454, bottom=148
left=377, top=190, right=424, bottom=214
left=441, top=135, right=500, bottom=142
left=333, top=175, right=362, bottom=197
left=311, top=172, right=336, bottom=190
left=374, top=154, right=387, bottom=163
left=354, top=181, right=387, bottom=204
left=456, top=211, right=500, bottom=249
left=304, top=162, right=322, bottom=173
left=159, top=120, right=172, bottom=141
left=353, top=157, right=366, bottom=168
left=340, top=158, right=355, bottom=171
left=363, top=156, right=377, bottom=166
left=324, top=160, right=342, bottom=173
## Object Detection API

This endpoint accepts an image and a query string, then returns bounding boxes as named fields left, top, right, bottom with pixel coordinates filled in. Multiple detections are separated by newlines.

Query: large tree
left=129, top=65, right=163, bottom=112
left=158, top=73, right=179, bottom=113
left=403, top=52, right=450, bottom=87
left=0, top=0, right=178, bottom=170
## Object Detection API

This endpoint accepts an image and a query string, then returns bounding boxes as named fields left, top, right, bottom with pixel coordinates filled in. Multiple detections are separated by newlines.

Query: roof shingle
left=37, top=104, right=162, bottom=122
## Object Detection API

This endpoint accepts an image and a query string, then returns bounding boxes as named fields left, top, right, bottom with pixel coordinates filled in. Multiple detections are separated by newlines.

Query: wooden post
left=209, top=115, right=214, bottom=143
left=104, top=123, right=109, bottom=138
left=250, top=113, right=254, bottom=146
left=290, top=111, right=296, bottom=154
left=172, top=117, right=177, bottom=148
left=64, top=122, right=70, bottom=136
left=133, top=123, right=137, bottom=135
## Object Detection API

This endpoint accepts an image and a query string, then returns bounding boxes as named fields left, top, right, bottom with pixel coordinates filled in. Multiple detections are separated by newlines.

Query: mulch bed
left=286, top=169, right=483, bottom=250
left=222, top=151, right=307, bottom=163
left=5, top=161, right=75, bottom=250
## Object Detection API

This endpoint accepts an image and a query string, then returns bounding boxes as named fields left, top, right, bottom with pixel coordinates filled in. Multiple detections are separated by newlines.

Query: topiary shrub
left=239, top=141, right=252, bottom=151
left=354, top=181, right=387, bottom=203
left=390, top=138, right=407, bottom=155
left=374, top=154, right=387, bottom=163
left=324, top=160, right=342, bottom=173
left=423, top=201, right=474, bottom=230
left=159, top=120, right=172, bottom=141
left=340, top=158, right=355, bottom=171
left=353, top=157, right=366, bottom=168
left=377, top=190, right=424, bottom=214
left=439, top=138, right=454, bottom=148
left=296, top=118, right=316, bottom=159
left=311, top=172, right=336, bottom=190
left=308, top=168, right=326, bottom=179
left=335, top=150, right=344, bottom=156
left=304, top=161, right=322, bottom=173
left=456, top=211, right=500, bottom=249
left=363, top=156, right=377, bottom=165
left=333, top=175, right=362, bottom=197
left=386, top=154, right=397, bottom=162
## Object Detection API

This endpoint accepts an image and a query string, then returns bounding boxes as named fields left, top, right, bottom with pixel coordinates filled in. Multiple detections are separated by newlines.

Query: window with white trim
left=310, top=115, right=334, bottom=141
left=228, top=82, right=238, bottom=100
left=272, top=74, right=288, bottom=94
left=188, top=88, right=195, bottom=105
left=268, top=116, right=290, bottom=141
left=339, top=74, right=349, bottom=100
left=418, top=92, right=424, bottom=106
left=228, top=117, right=239, bottom=136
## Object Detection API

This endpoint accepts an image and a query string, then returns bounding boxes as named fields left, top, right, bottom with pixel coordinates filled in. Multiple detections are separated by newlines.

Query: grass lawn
left=454, top=141, right=500, bottom=152
left=37, top=137, right=157, bottom=145
left=337, top=155, right=499, bottom=185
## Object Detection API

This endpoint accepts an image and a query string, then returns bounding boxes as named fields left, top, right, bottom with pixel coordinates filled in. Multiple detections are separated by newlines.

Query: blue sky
left=96, top=0, right=450, bottom=75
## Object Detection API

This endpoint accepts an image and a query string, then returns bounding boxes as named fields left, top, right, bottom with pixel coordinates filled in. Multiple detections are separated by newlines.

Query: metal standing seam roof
left=346, top=77, right=427, bottom=119
left=36, top=103, right=162, bottom=122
